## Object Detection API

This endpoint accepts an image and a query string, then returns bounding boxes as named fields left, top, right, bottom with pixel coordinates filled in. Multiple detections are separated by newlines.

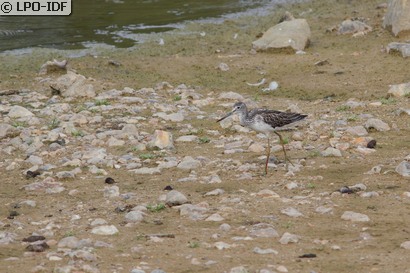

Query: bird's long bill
left=216, top=111, right=233, bottom=122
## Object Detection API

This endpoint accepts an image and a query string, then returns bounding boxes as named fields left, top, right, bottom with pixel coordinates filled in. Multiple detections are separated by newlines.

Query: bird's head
left=216, top=102, right=246, bottom=122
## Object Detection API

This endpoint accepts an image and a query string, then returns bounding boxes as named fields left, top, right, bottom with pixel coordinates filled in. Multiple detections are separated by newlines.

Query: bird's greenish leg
left=274, top=131, right=294, bottom=170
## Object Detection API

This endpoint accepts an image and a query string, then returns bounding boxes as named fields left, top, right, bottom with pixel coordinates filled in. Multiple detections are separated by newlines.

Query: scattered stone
left=279, top=232, right=301, bottom=244
left=364, top=118, right=390, bottom=131
left=91, top=225, right=119, bottom=235
left=8, top=105, right=34, bottom=118
left=176, top=135, right=198, bottom=142
left=50, top=71, right=95, bottom=98
left=177, top=156, right=201, bottom=170
left=204, top=188, right=225, bottom=196
left=383, top=0, right=410, bottom=36
left=218, top=63, right=230, bottom=71
left=386, top=43, right=410, bottom=58
left=388, top=82, right=410, bottom=97
left=125, top=211, right=144, bottom=223
left=346, top=126, right=368, bottom=136
left=39, top=59, right=67, bottom=74
left=26, top=241, right=49, bottom=252
left=341, top=211, right=370, bottom=222
left=218, top=91, right=244, bottom=101
left=337, top=19, right=372, bottom=36
left=281, top=207, right=303, bottom=217
left=248, top=143, right=265, bottom=153
left=148, top=130, right=174, bottom=150
left=253, top=247, right=278, bottom=255
left=58, top=236, right=80, bottom=248
left=396, top=161, right=410, bottom=177
left=165, top=190, right=188, bottom=206
left=252, top=19, right=311, bottom=52
left=256, top=189, right=280, bottom=198
left=23, top=235, right=45, bottom=243
left=367, top=139, right=377, bottom=149
left=205, top=213, right=224, bottom=222
left=105, top=177, right=116, bottom=184
left=250, top=223, right=279, bottom=238
left=315, top=206, right=333, bottom=214
left=103, top=185, right=120, bottom=198
left=178, top=204, right=208, bottom=220
left=299, top=253, right=317, bottom=258
left=134, top=167, right=161, bottom=175
left=229, top=266, right=248, bottom=273
left=400, top=241, right=410, bottom=249
left=321, top=147, right=342, bottom=157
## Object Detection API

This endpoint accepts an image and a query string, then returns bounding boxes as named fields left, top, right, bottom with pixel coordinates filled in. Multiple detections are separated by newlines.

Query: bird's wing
left=252, top=109, right=306, bottom=128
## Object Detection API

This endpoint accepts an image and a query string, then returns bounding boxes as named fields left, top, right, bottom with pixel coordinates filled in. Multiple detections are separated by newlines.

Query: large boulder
left=50, top=71, right=95, bottom=98
left=383, top=0, right=410, bottom=37
left=252, top=19, right=311, bottom=52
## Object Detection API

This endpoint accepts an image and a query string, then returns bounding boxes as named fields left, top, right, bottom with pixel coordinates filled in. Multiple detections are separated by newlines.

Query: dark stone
left=367, top=139, right=377, bottom=149
left=163, top=185, right=173, bottom=191
left=25, top=242, right=49, bottom=252
left=105, top=177, right=116, bottom=184
left=299, top=253, right=317, bottom=258
left=26, top=170, right=41, bottom=179
left=23, top=235, right=46, bottom=242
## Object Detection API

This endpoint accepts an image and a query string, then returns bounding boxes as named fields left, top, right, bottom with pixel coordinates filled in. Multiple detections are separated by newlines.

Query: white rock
left=148, top=130, right=174, bottom=149
left=107, top=137, right=125, bottom=147
left=204, top=188, right=225, bottom=196
left=219, top=223, right=231, bottom=232
left=321, top=147, right=342, bottom=157
left=155, top=112, right=184, bottom=122
left=338, top=19, right=372, bottom=35
left=91, top=225, right=119, bottom=235
left=364, top=118, right=390, bottom=131
left=218, top=63, right=230, bottom=71
left=125, top=211, right=144, bottom=223
left=134, top=167, right=161, bottom=175
left=176, top=135, right=198, bottom=142
left=396, top=161, right=410, bottom=177
left=252, top=19, right=311, bottom=51
left=205, top=213, right=224, bottom=222
left=178, top=204, right=208, bottom=220
left=218, top=91, right=244, bottom=101
left=26, top=155, right=43, bottom=165
left=90, top=218, right=107, bottom=226
left=177, top=156, right=201, bottom=170
left=386, top=43, right=410, bottom=58
left=277, top=265, right=288, bottom=273
left=166, top=190, right=188, bottom=206
left=383, top=0, right=410, bottom=36
left=315, top=206, right=333, bottom=214
left=256, top=189, right=280, bottom=198
left=250, top=223, right=279, bottom=238
left=279, top=232, right=301, bottom=244
left=0, top=123, right=16, bottom=139
left=248, top=143, right=265, bottom=153
left=58, top=236, right=79, bottom=248
left=229, top=266, right=248, bottom=273
left=8, top=105, right=34, bottom=118
left=253, top=247, right=278, bottom=255
left=346, top=126, right=368, bottom=136
left=388, top=83, right=410, bottom=97
left=281, top=207, right=303, bottom=217
left=214, top=241, right=233, bottom=250
left=122, top=124, right=138, bottom=136
left=400, top=241, right=410, bottom=249
left=51, top=71, right=95, bottom=98
left=103, top=186, right=120, bottom=198
left=341, top=211, right=370, bottom=222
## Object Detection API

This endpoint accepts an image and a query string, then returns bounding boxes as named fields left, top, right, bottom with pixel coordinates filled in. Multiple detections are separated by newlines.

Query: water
left=0, top=0, right=282, bottom=52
